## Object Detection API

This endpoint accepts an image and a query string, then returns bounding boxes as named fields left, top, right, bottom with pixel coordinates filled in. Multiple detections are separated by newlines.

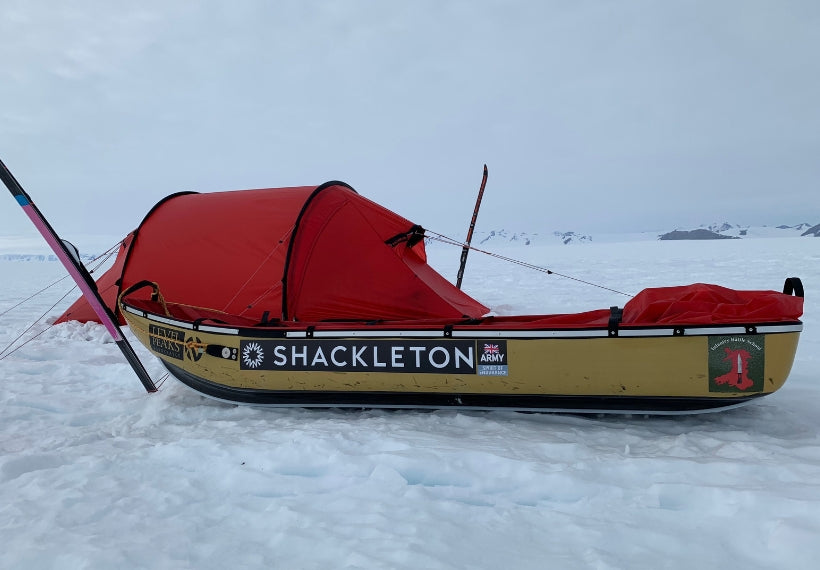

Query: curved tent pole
left=456, top=164, right=488, bottom=290
left=280, top=180, right=357, bottom=321
left=0, top=158, right=157, bottom=393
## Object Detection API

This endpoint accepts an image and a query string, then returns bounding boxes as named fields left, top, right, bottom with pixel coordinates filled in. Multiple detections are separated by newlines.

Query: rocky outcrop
left=801, top=224, right=820, bottom=237
left=658, top=229, right=739, bottom=241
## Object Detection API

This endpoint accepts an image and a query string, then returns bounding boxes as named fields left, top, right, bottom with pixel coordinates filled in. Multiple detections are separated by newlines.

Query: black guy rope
left=0, top=240, right=119, bottom=319
left=0, top=240, right=122, bottom=358
left=0, top=286, right=78, bottom=360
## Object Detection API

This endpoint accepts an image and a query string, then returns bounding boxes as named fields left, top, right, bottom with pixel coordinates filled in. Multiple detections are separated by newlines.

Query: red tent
left=59, top=182, right=489, bottom=325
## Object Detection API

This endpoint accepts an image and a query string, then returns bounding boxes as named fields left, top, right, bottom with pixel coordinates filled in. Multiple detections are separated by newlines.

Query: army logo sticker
left=477, top=340, right=508, bottom=376
left=708, top=335, right=764, bottom=392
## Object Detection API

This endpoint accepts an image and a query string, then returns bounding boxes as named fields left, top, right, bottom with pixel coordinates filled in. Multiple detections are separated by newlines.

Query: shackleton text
left=239, top=339, right=478, bottom=374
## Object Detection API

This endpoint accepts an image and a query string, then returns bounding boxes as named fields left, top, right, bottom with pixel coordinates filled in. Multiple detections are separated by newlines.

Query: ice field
left=1, top=235, right=818, bottom=569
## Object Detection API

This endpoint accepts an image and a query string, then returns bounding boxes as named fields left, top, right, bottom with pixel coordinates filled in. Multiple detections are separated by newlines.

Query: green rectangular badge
left=708, top=335, right=765, bottom=393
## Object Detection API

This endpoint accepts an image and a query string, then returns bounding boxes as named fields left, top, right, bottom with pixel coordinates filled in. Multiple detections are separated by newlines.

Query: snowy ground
left=1, top=236, right=818, bottom=569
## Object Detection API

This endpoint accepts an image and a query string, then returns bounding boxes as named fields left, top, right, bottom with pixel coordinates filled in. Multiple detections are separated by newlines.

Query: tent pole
left=456, top=164, right=488, bottom=290
left=0, top=158, right=158, bottom=393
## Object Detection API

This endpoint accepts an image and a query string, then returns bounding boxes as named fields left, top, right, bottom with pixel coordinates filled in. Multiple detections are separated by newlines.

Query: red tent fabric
left=284, top=188, right=485, bottom=321
left=117, top=182, right=489, bottom=323
left=622, top=283, right=804, bottom=326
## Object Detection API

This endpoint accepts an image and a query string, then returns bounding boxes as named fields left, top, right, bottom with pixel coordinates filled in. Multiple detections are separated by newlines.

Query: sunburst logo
left=242, top=342, right=264, bottom=368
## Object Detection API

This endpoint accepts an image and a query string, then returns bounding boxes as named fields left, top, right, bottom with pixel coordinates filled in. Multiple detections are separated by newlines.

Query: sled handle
left=783, top=277, right=804, bottom=298
left=119, top=280, right=171, bottom=316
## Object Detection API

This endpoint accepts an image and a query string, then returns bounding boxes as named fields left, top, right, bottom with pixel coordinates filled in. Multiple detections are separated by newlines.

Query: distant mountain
left=802, top=224, right=820, bottom=237
left=421, top=223, right=818, bottom=248
left=657, top=222, right=816, bottom=241
left=475, top=229, right=593, bottom=246
left=705, top=222, right=736, bottom=233
left=778, top=223, right=813, bottom=231
left=699, top=222, right=749, bottom=237
left=659, top=229, right=739, bottom=241
left=553, top=231, right=592, bottom=245
left=477, top=230, right=536, bottom=246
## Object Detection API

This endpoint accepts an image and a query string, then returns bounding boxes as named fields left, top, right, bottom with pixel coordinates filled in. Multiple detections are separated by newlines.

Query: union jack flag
left=484, top=343, right=500, bottom=354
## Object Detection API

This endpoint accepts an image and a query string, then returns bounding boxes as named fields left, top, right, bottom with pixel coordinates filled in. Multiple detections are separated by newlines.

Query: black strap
left=193, top=317, right=229, bottom=329
left=608, top=306, right=623, bottom=337
left=385, top=225, right=425, bottom=248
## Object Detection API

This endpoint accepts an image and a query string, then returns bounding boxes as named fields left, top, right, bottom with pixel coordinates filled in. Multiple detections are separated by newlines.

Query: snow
left=1, top=236, right=819, bottom=569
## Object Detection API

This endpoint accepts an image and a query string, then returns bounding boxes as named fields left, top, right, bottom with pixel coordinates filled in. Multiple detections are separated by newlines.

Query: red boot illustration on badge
left=713, top=348, right=754, bottom=391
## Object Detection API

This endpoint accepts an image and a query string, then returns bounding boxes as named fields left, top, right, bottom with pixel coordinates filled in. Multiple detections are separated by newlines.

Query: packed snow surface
left=1, top=236, right=818, bottom=569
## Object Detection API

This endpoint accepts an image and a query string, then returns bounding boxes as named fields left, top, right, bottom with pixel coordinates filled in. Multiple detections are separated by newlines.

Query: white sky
left=2, top=1, right=818, bottom=240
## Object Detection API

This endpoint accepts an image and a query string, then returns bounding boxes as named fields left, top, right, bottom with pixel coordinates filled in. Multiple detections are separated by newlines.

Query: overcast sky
left=2, top=1, right=818, bottom=244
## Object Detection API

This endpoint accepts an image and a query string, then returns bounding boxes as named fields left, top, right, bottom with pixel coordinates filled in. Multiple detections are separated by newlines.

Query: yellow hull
left=122, top=303, right=801, bottom=413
